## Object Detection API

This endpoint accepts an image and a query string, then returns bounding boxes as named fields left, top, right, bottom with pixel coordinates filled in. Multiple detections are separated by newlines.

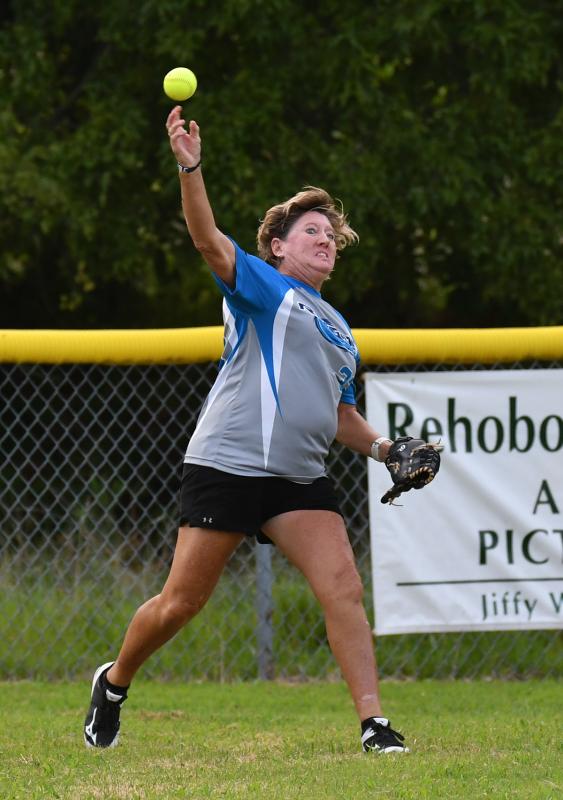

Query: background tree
left=1, top=0, right=562, bottom=329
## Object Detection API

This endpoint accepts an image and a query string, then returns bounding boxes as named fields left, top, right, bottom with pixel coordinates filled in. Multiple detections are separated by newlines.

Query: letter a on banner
left=533, top=480, right=559, bottom=514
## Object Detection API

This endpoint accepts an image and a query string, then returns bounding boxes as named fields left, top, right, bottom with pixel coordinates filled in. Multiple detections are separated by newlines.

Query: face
left=271, top=210, right=337, bottom=289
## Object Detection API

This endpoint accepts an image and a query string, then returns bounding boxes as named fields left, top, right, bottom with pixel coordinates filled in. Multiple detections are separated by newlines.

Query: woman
left=83, top=106, right=408, bottom=754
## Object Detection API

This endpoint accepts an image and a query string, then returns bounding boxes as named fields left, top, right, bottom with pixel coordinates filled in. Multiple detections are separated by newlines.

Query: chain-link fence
left=1, top=358, right=561, bottom=681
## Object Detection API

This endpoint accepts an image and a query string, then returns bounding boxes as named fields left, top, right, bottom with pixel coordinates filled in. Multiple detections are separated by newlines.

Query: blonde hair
left=257, top=186, right=359, bottom=267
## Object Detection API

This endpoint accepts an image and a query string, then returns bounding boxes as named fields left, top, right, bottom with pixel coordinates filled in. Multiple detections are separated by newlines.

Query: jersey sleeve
left=340, top=381, right=357, bottom=405
left=335, top=311, right=360, bottom=406
left=213, top=238, right=285, bottom=314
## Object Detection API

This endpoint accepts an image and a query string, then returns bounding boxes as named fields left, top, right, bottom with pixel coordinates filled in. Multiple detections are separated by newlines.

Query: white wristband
left=370, top=437, right=393, bottom=462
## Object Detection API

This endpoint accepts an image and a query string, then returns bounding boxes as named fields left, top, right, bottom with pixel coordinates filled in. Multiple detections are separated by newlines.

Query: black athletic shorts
left=179, top=464, right=342, bottom=544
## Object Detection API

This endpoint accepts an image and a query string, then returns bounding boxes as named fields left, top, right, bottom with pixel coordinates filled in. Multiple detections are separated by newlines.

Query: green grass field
left=0, top=680, right=561, bottom=799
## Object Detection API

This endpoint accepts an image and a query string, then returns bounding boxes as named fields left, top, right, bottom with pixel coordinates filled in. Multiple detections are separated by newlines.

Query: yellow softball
left=163, top=67, right=197, bottom=102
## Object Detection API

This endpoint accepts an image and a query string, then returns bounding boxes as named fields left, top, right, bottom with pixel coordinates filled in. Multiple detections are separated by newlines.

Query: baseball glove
left=381, top=436, right=443, bottom=505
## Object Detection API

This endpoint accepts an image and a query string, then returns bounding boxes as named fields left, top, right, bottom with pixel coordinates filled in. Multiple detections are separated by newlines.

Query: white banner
left=365, top=369, right=563, bottom=634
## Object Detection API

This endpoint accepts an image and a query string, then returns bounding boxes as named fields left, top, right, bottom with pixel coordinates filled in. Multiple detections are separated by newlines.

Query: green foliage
left=1, top=0, right=562, bottom=328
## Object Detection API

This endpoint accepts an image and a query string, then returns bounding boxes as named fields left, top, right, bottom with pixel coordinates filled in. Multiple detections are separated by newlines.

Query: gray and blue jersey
left=185, top=239, right=360, bottom=482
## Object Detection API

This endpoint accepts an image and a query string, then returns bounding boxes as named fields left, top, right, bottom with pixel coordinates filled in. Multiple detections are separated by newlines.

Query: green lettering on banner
left=477, top=416, right=504, bottom=453
left=522, top=530, right=549, bottom=564
left=479, top=530, right=498, bottom=564
left=506, top=529, right=514, bottom=564
left=539, top=416, right=563, bottom=452
left=509, top=396, right=534, bottom=452
left=448, top=398, right=472, bottom=453
left=384, top=389, right=562, bottom=454
left=533, top=480, right=560, bottom=514
left=388, top=403, right=412, bottom=439
left=420, top=417, right=443, bottom=441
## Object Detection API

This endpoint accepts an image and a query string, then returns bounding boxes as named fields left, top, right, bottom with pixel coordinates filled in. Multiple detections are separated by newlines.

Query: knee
left=317, top=562, right=364, bottom=610
left=159, top=593, right=206, bottom=627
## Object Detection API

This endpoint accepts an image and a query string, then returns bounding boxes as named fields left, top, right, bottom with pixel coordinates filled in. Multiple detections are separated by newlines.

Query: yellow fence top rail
left=0, top=327, right=223, bottom=365
left=353, top=326, right=563, bottom=364
left=1, top=326, right=562, bottom=365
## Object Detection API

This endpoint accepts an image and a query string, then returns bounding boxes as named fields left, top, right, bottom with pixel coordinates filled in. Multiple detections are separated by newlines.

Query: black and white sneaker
left=84, top=661, right=127, bottom=749
left=361, top=717, right=409, bottom=753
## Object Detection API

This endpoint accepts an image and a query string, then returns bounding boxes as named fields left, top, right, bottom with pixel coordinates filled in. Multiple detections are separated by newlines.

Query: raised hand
left=166, top=106, right=201, bottom=169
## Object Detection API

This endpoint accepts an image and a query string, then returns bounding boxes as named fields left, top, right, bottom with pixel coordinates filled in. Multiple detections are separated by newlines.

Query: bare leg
left=107, top=526, right=244, bottom=687
left=263, top=510, right=381, bottom=720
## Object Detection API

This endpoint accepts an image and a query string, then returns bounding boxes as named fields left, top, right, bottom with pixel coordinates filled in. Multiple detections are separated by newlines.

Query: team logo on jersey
left=298, top=302, right=358, bottom=357
left=314, top=317, right=358, bottom=356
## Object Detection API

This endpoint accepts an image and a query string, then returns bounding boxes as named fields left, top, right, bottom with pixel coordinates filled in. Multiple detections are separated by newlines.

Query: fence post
left=255, top=541, right=275, bottom=679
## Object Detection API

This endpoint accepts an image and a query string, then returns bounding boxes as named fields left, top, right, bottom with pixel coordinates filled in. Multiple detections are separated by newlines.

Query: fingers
left=167, top=108, right=186, bottom=135
left=166, top=107, right=199, bottom=136
left=169, top=120, right=188, bottom=144
left=169, top=119, right=185, bottom=138
left=165, top=105, right=182, bottom=128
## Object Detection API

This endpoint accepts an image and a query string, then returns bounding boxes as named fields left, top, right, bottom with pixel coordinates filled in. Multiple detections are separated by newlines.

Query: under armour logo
left=202, top=516, right=213, bottom=524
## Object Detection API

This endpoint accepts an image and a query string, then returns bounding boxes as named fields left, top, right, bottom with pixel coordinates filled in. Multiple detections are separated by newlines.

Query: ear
left=270, top=237, right=284, bottom=258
